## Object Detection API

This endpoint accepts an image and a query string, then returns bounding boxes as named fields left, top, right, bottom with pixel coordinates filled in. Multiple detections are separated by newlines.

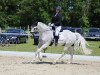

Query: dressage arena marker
left=0, top=50, right=100, bottom=62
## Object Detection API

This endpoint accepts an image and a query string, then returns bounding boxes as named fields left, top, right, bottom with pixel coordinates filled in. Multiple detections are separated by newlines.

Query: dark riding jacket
left=51, top=13, right=62, bottom=26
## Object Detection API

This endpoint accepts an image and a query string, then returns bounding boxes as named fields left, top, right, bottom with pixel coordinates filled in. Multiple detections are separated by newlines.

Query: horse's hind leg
left=53, top=46, right=68, bottom=64
left=68, top=46, right=74, bottom=64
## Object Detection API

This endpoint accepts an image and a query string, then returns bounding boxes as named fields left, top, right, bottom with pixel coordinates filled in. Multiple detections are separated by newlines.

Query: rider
left=51, top=6, right=62, bottom=46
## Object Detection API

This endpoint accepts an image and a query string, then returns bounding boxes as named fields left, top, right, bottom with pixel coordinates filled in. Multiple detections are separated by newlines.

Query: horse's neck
left=40, top=25, right=50, bottom=31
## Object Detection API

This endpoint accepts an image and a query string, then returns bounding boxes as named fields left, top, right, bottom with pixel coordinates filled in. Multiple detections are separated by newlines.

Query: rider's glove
left=48, top=23, right=54, bottom=26
left=51, top=23, right=54, bottom=26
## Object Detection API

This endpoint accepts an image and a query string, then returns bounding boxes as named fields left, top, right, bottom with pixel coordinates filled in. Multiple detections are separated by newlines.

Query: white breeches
left=55, top=26, right=61, bottom=36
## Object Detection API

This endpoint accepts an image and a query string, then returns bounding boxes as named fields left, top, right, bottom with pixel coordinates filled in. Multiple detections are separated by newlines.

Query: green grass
left=87, top=41, right=100, bottom=56
left=0, top=38, right=36, bottom=52
left=0, top=38, right=100, bottom=56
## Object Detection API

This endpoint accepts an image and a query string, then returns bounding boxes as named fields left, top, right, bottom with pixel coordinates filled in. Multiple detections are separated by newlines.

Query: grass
left=87, top=41, right=100, bottom=56
left=0, top=38, right=36, bottom=52
left=0, top=38, right=100, bottom=56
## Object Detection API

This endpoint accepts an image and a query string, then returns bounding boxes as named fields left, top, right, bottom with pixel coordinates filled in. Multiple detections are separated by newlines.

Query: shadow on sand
left=22, top=61, right=87, bottom=65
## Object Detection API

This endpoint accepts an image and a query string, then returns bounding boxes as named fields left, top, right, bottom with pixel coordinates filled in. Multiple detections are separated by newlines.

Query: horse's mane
left=37, top=22, right=50, bottom=32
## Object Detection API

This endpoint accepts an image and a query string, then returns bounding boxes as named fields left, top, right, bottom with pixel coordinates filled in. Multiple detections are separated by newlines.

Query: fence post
left=0, top=27, right=1, bottom=33
left=28, top=25, right=30, bottom=37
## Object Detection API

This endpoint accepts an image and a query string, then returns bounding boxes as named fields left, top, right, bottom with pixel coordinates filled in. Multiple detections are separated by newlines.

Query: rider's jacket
left=51, top=13, right=62, bottom=26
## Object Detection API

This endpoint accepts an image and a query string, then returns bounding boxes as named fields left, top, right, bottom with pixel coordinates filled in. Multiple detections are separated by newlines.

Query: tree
left=0, top=0, right=99, bottom=29
left=89, top=0, right=100, bottom=27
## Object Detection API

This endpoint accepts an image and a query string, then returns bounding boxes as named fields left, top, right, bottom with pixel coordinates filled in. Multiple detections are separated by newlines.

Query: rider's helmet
left=56, top=6, right=62, bottom=11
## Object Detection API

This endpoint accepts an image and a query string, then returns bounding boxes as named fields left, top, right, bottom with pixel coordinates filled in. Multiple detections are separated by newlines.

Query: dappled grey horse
left=35, top=22, right=91, bottom=64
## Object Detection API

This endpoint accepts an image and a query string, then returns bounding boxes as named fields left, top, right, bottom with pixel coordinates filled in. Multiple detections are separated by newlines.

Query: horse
left=35, top=22, right=91, bottom=64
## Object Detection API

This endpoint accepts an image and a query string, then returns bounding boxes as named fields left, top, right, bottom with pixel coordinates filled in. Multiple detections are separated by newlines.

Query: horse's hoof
left=68, top=62, right=72, bottom=64
left=39, top=59, right=42, bottom=61
left=61, top=61, right=65, bottom=64
left=52, top=61, right=56, bottom=65
left=52, top=62, right=56, bottom=65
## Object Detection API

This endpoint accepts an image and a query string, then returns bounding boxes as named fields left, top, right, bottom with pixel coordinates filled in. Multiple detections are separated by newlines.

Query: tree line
left=0, top=0, right=100, bottom=29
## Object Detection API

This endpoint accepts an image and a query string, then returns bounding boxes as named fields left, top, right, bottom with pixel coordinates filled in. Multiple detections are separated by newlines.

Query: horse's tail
left=74, top=33, right=91, bottom=55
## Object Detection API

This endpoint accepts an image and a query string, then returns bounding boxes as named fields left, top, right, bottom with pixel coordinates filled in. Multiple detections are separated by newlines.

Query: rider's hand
left=48, top=23, right=54, bottom=27
left=51, top=23, right=54, bottom=26
left=48, top=23, right=51, bottom=26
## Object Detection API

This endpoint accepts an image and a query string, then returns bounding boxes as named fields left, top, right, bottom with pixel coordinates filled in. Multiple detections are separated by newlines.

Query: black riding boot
left=49, top=39, right=54, bottom=46
left=55, top=36, right=59, bottom=46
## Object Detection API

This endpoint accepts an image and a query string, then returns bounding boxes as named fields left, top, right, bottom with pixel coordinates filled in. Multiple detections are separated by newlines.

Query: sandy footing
left=0, top=56, right=100, bottom=75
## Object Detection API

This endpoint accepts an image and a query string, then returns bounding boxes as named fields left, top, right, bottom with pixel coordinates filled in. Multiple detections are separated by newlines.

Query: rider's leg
left=55, top=26, right=61, bottom=46
left=54, top=36, right=59, bottom=46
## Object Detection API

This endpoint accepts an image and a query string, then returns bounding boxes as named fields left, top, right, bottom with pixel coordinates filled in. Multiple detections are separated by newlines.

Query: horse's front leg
left=35, top=43, right=49, bottom=61
left=35, top=48, right=43, bottom=61
left=35, top=41, right=42, bottom=58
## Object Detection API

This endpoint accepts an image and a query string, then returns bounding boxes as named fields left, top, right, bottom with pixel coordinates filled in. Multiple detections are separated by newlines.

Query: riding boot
left=55, top=36, right=59, bottom=46
left=49, top=39, right=54, bottom=46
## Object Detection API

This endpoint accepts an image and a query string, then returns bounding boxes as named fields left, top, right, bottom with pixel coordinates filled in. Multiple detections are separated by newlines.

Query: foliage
left=89, top=0, right=100, bottom=27
left=0, top=0, right=100, bottom=29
